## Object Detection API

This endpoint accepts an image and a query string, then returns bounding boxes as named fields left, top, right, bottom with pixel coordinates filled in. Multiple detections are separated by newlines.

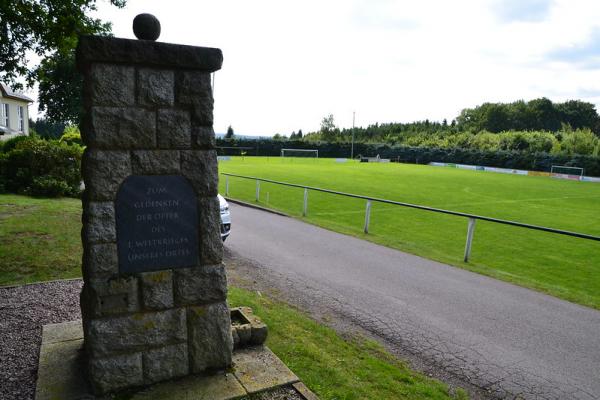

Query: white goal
left=550, top=165, right=584, bottom=177
left=280, top=148, right=319, bottom=158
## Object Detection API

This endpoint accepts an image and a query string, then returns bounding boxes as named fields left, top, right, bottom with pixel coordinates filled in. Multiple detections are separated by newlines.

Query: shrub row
left=0, top=136, right=83, bottom=197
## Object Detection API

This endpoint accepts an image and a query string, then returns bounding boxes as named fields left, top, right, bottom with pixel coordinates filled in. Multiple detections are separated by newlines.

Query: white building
left=0, top=83, right=33, bottom=140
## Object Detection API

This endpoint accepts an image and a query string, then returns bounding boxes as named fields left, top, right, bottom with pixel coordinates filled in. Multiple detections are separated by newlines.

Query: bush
left=1, top=135, right=30, bottom=153
left=59, top=125, right=83, bottom=146
left=0, top=137, right=83, bottom=197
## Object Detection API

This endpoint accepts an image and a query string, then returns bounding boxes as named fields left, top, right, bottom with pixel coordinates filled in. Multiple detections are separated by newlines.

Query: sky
left=28, top=0, right=600, bottom=135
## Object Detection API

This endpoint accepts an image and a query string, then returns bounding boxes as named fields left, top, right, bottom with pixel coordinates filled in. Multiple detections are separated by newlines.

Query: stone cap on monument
left=76, top=35, right=223, bottom=72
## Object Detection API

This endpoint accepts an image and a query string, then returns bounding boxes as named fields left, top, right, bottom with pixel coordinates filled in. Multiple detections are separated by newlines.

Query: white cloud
left=29, top=0, right=600, bottom=135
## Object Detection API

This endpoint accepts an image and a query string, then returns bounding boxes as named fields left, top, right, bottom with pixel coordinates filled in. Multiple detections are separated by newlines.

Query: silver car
left=218, top=194, right=231, bottom=241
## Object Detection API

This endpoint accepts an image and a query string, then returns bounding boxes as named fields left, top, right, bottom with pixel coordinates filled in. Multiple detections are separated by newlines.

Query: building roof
left=0, top=83, right=34, bottom=103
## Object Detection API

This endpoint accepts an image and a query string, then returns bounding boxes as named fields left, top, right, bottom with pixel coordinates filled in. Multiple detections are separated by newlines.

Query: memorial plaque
left=116, top=175, right=199, bottom=273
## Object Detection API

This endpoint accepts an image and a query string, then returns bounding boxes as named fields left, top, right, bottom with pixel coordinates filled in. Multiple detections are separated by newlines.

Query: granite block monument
left=77, top=16, right=232, bottom=394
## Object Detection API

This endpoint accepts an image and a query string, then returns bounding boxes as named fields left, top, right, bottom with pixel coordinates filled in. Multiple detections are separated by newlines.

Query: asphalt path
left=225, top=203, right=600, bottom=400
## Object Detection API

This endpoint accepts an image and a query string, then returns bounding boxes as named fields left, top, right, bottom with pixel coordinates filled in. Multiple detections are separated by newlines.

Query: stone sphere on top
left=133, top=13, right=161, bottom=41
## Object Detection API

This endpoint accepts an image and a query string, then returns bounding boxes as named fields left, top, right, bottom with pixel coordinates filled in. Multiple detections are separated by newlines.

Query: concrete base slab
left=35, top=320, right=318, bottom=400
left=233, top=347, right=299, bottom=394
left=131, top=373, right=246, bottom=400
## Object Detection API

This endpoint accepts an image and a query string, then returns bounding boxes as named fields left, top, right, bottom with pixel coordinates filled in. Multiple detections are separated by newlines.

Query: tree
left=297, top=129, right=303, bottom=138
left=225, top=125, right=235, bottom=139
left=0, top=0, right=126, bottom=122
left=320, top=114, right=336, bottom=132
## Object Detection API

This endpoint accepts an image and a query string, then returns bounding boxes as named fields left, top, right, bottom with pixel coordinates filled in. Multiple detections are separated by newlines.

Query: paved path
left=225, top=203, right=600, bottom=400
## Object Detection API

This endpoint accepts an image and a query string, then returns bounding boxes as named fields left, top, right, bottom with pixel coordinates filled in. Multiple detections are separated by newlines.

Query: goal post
left=280, top=148, right=319, bottom=158
left=550, top=165, right=584, bottom=177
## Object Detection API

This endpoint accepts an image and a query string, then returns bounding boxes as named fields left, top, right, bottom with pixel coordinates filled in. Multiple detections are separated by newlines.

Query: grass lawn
left=0, top=194, right=466, bottom=399
left=0, top=194, right=82, bottom=285
left=218, top=157, right=600, bottom=309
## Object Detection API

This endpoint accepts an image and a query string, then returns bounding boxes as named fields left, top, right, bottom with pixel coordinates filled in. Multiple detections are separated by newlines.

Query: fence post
left=364, top=200, right=372, bottom=233
left=255, top=180, right=260, bottom=202
left=464, top=218, right=476, bottom=262
left=225, top=176, right=229, bottom=196
left=303, top=188, right=308, bottom=216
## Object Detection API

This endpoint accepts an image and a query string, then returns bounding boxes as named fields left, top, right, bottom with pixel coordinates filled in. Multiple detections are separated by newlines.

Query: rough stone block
left=132, top=150, right=180, bottom=174
left=81, top=277, right=139, bottom=318
left=142, top=343, right=188, bottom=384
left=89, top=106, right=156, bottom=149
left=176, top=71, right=212, bottom=105
left=137, top=68, right=174, bottom=107
left=157, top=109, right=192, bottom=149
left=174, top=264, right=227, bottom=306
left=87, top=308, right=187, bottom=357
left=83, top=243, right=118, bottom=280
left=140, top=270, right=174, bottom=310
left=198, top=196, right=224, bottom=264
left=192, top=126, right=216, bottom=149
left=187, top=302, right=233, bottom=373
left=82, top=149, right=131, bottom=201
left=89, top=63, right=135, bottom=106
left=180, top=150, right=218, bottom=197
left=82, top=201, right=116, bottom=243
left=89, top=353, right=143, bottom=394
left=191, top=97, right=214, bottom=126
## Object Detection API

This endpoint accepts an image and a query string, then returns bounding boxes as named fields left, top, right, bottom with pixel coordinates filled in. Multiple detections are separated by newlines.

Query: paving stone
left=35, top=339, right=91, bottom=400
left=233, top=346, right=299, bottom=394
left=293, top=382, right=320, bottom=400
left=41, top=320, right=83, bottom=345
left=131, top=373, right=246, bottom=400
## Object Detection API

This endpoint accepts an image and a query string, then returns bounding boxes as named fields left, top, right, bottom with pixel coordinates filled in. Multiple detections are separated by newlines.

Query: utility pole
left=351, top=111, right=355, bottom=160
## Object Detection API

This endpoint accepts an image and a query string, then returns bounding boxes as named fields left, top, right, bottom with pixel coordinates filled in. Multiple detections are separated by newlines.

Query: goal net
left=551, top=165, right=584, bottom=178
left=280, top=148, right=319, bottom=158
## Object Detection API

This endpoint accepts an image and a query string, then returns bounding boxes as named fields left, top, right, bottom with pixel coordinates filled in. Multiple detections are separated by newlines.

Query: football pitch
left=218, top=157, right=600, bottom=309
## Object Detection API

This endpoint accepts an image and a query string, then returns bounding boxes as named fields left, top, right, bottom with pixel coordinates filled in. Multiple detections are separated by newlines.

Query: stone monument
left=77, top=16, right=232, bottom=394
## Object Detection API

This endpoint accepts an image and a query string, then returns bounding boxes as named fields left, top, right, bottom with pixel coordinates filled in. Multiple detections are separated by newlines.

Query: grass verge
left=0, top=194, right=82, bottom=286
left=229, top=287, right=467, bottom=400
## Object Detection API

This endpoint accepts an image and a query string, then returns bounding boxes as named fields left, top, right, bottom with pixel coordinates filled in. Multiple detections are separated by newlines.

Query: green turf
left=0, top=194, right=82, bottom=285
left=218, top=157, right=600, bottom=309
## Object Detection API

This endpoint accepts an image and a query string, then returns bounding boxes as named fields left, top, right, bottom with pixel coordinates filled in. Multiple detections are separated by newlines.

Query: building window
left=0, top=103, right=8, bottom=127
left=18, top=106, right=24, bottom=131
